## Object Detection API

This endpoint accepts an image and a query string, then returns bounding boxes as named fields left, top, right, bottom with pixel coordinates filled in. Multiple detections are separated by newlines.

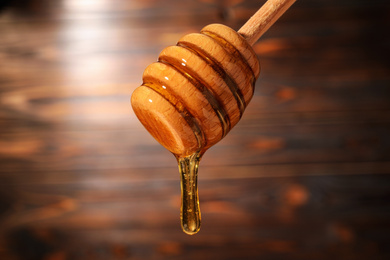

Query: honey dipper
left=131, top=0, right=296, bottom=235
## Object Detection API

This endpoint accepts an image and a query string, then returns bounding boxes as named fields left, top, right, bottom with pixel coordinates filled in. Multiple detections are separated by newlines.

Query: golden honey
left=131, top=24, right=260, bottom=235
left=176, top=152, right=202, bottom=235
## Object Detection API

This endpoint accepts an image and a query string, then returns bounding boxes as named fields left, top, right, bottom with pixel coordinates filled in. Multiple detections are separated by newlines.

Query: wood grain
left=1, top=0, right=390, bottom=259
left=238, top=0, right=296, bottom=45
left=131, top=23, right=260, bottom=156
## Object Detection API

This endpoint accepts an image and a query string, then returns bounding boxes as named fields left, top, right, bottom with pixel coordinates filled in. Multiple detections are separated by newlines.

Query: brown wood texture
left=1, top=0, right=390, bottom=259
left=238, top=0, right=296, bottom=45
left=132, top=23, right=260, bottom=156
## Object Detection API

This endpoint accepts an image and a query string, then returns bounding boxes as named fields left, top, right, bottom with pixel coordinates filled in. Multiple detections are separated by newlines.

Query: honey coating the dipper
left=132, top=24, right=260, bottom=157
left=131, top=0, right=296, bottom=235
left=131, top=24, right=260, bottom=235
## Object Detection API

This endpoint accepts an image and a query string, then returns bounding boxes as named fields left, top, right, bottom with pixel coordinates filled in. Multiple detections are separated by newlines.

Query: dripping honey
left=131, top=24, right=260, bottom=235
left=176, top=152, right=202, bottom=235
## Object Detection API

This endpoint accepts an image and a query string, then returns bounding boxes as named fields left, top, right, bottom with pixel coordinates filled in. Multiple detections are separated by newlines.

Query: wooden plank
left=1, top=0, right=390, bottom=259
left=1, top=174, right=389, bottom=259
left=1, top=114, right=389, bottom=171
left=2, top=161, right=390, bottom=186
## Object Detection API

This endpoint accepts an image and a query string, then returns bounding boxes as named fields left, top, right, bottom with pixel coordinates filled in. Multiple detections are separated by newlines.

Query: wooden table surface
left=1, top=0, right=390, bottom=259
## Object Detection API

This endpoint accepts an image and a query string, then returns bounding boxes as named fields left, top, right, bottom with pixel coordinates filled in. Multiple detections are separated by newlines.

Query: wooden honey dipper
left=131, top=0, right=296, bottom=235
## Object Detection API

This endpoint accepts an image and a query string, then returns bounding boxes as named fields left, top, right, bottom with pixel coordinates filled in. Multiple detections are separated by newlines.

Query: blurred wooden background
left=1, top=0, right=390, bottom=259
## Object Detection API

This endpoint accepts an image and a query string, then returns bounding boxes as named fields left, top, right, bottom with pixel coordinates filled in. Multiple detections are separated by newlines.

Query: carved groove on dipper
left=158, top=57, right=230, bottom=138
left=201, top=30, right=256, bottom=87
left=201, top=24, right=260, bottom=78
left=176, top=42, right=246, bottom=118
left=141, top=82, right=205, bottom=150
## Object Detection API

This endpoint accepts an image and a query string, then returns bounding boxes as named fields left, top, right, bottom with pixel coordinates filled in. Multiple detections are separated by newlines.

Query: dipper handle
left=239, top=0, right=297, bottom=46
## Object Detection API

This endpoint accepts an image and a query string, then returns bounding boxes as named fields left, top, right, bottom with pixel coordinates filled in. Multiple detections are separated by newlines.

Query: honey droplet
left=177, top=152, right=202, bottom=235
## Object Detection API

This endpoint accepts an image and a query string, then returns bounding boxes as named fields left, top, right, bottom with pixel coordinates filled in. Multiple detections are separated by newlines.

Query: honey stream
left=176, top=152, right=202, bottom=235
